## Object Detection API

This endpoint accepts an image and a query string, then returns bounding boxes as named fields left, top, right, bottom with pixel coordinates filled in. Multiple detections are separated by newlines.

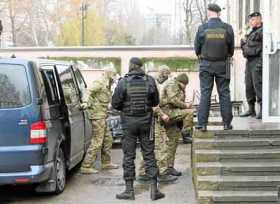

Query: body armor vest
left=123, top=75, right=151, bottom=116
left=242, top=27, right=263, bottom=58
left=201, top=24, right=228, bottom=61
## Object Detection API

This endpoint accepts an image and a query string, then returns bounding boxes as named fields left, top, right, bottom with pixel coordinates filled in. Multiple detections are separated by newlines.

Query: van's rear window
left=0, top=64, right=31, bottom=109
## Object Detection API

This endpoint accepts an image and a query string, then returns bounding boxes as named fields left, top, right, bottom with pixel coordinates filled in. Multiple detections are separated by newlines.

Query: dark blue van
left=0, top=59, right=92, bottom=194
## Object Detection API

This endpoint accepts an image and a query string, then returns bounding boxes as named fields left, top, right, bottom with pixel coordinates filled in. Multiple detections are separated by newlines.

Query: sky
left=138, top=0, right=173, bottom=15
left=138, top=0, right=228, bottom=21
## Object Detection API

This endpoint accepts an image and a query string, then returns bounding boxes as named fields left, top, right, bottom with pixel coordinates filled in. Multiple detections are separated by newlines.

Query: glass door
left=263, top=0, right=280, bottom=122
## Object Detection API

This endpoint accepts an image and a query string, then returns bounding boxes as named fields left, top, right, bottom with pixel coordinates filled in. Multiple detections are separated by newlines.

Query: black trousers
left=121, top=114, right=158, bottom=181
left=198, top=60, right=233, bottom=126
left=245, top=57, right=262, bottom=105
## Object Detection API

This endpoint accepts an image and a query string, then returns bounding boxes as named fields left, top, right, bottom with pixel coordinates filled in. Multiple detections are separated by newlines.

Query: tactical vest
left=123, top=75, right=151, bottom=116
left=201, top=24, right=228, bottom=61
left=242, top=27, right=263, bottom=58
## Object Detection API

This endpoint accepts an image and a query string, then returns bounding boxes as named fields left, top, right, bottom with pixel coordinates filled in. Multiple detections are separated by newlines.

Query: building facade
left=227, top=0, right=280, bottom=122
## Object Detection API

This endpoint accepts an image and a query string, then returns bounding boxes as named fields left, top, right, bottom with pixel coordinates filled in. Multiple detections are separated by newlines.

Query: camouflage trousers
left=164, top=108, right=194, bottom=168
left=138, top=119, right=169, bottom=175
left=165, top=108, right=194, bottom=133
left=82, top=118, right=113, bottom=168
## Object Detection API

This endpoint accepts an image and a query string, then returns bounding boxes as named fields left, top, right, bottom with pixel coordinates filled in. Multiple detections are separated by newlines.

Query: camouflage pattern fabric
left=160, top=78, right=194, bottom=168
left=86, top=76, right=112, bottom=120
left=161, top=79, right=194, bottom=132
left=166, top=125, right=181, bottom=168
left=82, top=75, right=114, bottom=169
left=138, top=120, right=169, bottom=175
left=82, top=119, right=113, bottom=168
left=138, top=71, right=170, bottom=176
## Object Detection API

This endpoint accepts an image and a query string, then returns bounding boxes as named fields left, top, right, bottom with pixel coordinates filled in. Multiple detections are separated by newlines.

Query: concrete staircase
left=192, top=129, right=280, bottom=204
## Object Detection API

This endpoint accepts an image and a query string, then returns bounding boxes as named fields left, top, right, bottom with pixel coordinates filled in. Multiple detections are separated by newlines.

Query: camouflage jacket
left=153, top=77, right=169, bottom=117
left=87, top=76, right=112, bottom=120
left=160, top=79, right=187, bottom=110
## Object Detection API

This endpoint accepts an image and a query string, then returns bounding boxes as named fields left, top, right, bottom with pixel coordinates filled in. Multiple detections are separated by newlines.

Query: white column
left=121, top=56, right=130, bottom=76
left=262, top=0, right=272, bottom=122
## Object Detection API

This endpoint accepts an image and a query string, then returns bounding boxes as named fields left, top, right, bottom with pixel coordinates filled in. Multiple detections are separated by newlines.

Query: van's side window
left=56, top=65, right=79, bottom=105
left=41, top=69, right=59, bottom=105
left=73, top=67, right=87, bottom=100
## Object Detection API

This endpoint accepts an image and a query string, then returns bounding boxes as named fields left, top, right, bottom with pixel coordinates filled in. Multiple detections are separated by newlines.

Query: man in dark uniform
left=240, top=12, right=263, bottom=119
left=194, top=3, right=235, bottom=131
left=112, top=58, right=165, bottom=201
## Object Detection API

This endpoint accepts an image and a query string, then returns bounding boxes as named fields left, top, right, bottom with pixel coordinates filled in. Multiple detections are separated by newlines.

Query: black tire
left=54, top=148, right=66, bottom=194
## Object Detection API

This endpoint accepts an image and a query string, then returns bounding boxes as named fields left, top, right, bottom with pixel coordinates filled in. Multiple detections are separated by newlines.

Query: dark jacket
left=241, top=25, right=263, bottom=61
left=112, top=68, right=159, bottom=114
left=194, top=18, right=235, bottom=59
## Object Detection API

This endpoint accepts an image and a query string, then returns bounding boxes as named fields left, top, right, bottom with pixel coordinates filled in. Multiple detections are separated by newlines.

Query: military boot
left=102, top=163, right=119, bottom=170
left=150, top=178, right=165, bottom=201
left=158, top=173, right=178, bottom=183
left=181, top=129, right=193, bottom=144
left=240, top=103, right=256, bottom=117
left=256, top=103, right=262, bottom=119
left=168, top=167, right=182, bottom=176
left=116, top=180, right=135, bottom=200
left=79, top=167, right=99, bottom=174
left=137, top=174, right=151, bottom=183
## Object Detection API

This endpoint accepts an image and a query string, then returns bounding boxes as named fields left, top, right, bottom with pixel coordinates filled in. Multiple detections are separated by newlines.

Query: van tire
left=54, top=147, right=66, bottom=194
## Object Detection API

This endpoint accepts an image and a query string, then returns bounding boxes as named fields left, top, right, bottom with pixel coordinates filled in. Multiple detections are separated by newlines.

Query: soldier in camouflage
left=138, top=65, right=178, bottom=183
left=161, top=73, right=194, bottom=176
left=80, top=67, right=119, bottom=174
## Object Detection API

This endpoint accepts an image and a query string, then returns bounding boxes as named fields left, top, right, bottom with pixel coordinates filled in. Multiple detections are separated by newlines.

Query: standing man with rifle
left=194, top=3, right=235, bottom=131
left=112, top=58, right=165, bottom=201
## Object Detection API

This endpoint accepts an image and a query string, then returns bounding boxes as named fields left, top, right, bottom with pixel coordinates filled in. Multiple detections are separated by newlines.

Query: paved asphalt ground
left=0, top=144, right=196, bottom=204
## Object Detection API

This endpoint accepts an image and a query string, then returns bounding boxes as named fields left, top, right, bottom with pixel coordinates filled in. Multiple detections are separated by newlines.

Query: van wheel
left=55, top=148, right=66, bottom=194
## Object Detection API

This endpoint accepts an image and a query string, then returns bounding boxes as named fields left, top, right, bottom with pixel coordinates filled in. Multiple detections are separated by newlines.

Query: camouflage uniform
left=161, top=74, right=194, bottom=169
left=81, top=70, right=116, bottom=171
left=138, top=67, right=170, bottom=176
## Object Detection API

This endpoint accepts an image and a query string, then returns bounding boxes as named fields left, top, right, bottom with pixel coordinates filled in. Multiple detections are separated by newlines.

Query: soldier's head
left=104, top=66, right=117, bottom=85
left=157, top=65, right=171, bottom=84
left=129, top=57, right=143, bottom=71
left=248, top=12, right=262, bottom=28
left=176, top=73, right=189, bottom=90
left=207, top=3, right=221, bottom=18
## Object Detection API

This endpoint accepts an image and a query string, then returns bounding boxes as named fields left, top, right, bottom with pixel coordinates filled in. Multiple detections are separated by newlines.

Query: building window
left=239, top=0, right=243, bottom=30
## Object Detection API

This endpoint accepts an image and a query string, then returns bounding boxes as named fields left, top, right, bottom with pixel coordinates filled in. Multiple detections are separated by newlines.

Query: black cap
left=248, top=12, right=262, bottom=18
left=207, top=3, right=222, bottom=13
left=130, top=57, right=143, bottom=67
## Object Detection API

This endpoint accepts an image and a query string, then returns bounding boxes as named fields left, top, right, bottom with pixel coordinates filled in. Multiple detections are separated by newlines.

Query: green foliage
left=47, top=57, right=121, bottom=74
left=105, top=21, right=136, bottom=45
left=55, top=9, right=136, bottom=46
left=142, top=57, right=198, bottom=72
left=55, top=10, right=106, bottom=46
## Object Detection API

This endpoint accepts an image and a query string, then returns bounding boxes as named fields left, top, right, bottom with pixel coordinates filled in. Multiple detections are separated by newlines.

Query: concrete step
left=194, top=130, right=280, bottom=139
left=194, top=149, right=280, bottom=162
left=198, top=191, right=278, bottom=204
left=193, top=138, right=280, bottom=150
left=195, top=162, right=280, bottom=176
left=197, top=175, right=280, bottom=191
